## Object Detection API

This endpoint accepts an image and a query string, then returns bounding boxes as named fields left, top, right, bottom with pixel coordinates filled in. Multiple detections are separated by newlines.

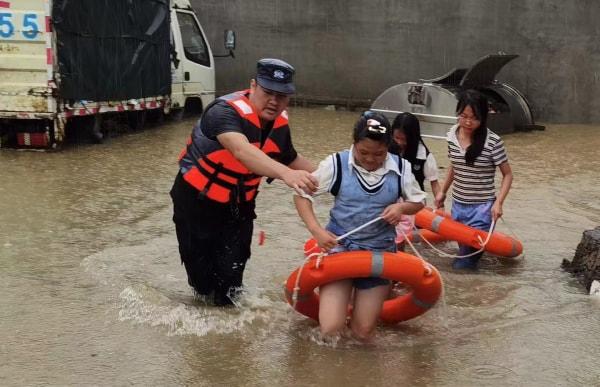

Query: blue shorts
left=451, top=200, right=494, bottom=260
left=451, top=200, right=493, bottom=231
left=353, top=277, right=390, bottom=289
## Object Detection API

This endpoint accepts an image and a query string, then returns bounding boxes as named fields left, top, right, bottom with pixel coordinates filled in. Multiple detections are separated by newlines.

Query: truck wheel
left=90, top=115, right=104, bottom=143
left=147, top=108, right=165, bottom=125
left=184, top=98, right=203, bottom=118
left=169, top=108, right=185, bottom=121
left=127, top=110, right=147, bottom=131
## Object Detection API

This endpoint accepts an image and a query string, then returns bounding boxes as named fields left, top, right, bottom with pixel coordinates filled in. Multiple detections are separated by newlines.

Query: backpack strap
left=395, top=155, right=404, bottom=199
left=330, top=152, right=343, bottom=196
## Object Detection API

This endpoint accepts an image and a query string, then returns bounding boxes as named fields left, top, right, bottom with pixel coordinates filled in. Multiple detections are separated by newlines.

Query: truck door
left=174, top=10, right=215, bottom=110
left=170, top=24, right=185, bottom=111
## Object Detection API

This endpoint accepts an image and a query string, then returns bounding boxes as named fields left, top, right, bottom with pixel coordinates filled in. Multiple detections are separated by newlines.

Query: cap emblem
left=273, top=69, right=285, bottom=79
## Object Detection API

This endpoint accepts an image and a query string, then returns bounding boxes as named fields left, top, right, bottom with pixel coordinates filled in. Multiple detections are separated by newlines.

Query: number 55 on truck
left=0, top=0, right=234, bottom=148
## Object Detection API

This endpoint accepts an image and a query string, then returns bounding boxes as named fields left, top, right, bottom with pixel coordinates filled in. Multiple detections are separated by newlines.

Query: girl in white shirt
left=390, top=112, right=442, bottom=249
left=294, top=111, right=425, bottom=340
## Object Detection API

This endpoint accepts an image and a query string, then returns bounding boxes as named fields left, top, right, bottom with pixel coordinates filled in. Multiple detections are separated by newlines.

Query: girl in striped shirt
left=434, top=90, right=513, bottom=270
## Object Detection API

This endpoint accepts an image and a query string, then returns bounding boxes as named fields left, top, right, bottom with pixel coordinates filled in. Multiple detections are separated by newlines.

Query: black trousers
left=170, top=172, right=255, bottom=305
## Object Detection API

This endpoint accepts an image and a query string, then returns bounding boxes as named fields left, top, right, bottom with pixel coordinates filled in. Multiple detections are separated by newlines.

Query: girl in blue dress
left=294, top=111, right=425, bottom=340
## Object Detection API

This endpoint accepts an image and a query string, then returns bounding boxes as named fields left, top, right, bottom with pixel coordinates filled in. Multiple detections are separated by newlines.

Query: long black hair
left=390, top=112, right=428, bottom=164
left=353, top=111, right=392, bottom=145
left=456, top=89, right=488, bottom=165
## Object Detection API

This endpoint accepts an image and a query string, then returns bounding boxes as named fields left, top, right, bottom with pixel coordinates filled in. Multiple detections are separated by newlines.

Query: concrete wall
left=192, top=0, right=600, bottom=123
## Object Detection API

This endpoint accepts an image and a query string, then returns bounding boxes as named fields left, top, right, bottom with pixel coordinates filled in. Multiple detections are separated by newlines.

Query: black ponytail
left=391, top=112, right=425, bottom=164
left=456, top=90, right=488, bottom=165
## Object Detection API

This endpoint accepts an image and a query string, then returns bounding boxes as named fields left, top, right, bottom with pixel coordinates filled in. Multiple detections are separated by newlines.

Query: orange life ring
left=407, top=228, right=449, bottom=244
left=404, top=209, right=450, bottom=244
left=284, top=245, right=443, bottom=324
left=415, top=208, right=523, bottom=257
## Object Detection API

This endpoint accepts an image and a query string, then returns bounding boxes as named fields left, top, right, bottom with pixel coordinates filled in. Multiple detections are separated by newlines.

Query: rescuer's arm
left=217, top=131, right=317, bottom=193
left=288, top=154, right=316, bottom=173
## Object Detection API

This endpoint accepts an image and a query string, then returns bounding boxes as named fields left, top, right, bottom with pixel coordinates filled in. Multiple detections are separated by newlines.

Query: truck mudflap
left=17, top=132, right=49, bottom=147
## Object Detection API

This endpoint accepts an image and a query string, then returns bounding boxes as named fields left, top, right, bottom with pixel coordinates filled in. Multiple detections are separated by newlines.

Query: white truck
left=0, top=0, right=234, bottom=148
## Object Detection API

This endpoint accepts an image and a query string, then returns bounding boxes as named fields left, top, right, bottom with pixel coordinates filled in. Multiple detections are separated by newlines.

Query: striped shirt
left=447, top=124, right=508, bottom=203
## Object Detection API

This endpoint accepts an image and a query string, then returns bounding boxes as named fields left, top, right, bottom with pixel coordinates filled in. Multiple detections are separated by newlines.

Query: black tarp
left=53, top=0, right=171, bottom=101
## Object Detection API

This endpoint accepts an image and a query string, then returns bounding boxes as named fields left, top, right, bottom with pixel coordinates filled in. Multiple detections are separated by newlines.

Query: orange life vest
left=178, top=90, right=291, bottom=204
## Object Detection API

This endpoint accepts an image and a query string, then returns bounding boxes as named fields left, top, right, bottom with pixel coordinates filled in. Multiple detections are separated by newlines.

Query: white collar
left=447, top=124, right=460, bottom=145
left=447, top=124, right=490, bottom=151
left=348, top=145, right=401, bottom=176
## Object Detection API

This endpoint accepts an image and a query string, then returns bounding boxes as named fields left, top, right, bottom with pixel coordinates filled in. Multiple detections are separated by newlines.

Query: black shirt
left=200, top=99, right=298, bottom=165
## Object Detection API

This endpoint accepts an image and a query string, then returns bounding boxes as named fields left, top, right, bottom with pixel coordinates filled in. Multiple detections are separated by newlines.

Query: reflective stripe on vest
left=180, top=91, right=287, bottom=204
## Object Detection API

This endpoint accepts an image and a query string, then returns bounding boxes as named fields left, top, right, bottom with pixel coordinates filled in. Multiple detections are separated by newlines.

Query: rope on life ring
left=415, top=208, right=523, bottom=258
left=284, top=248, right=443, bottom=324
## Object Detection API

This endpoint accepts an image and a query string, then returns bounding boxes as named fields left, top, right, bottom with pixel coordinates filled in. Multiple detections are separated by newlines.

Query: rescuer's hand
left=282, top=169, right=318, bottom=195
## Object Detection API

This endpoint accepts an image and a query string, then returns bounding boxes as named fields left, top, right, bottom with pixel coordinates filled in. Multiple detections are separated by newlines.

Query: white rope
left=291, top=250, right=327, bottom=310
left=294, top=214, right=478, bottom=311
left=401, top=220, right=428, bottom=261
left=293, top=214, right=495, bottom=309
left=390, top=219, right=442, bottom=305
left=401, top=218, right=497, bottom=259
left=336, top=216, right=383, bottom=241
left=291, top=216, right=383, bottom=309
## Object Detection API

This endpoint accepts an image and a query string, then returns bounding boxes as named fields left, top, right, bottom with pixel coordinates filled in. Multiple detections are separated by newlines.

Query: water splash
left=117, top=285, right=290, bottom=337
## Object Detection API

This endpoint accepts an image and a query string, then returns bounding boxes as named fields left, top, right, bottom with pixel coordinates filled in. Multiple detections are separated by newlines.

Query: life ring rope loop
left=285, top=249, right=443, bottom=324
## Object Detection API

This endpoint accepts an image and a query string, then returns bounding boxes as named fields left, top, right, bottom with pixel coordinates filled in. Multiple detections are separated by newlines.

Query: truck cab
left=170, top=0, right=216, bottom=117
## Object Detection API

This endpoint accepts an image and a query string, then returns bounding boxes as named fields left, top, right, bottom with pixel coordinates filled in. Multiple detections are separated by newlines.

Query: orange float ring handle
left=415, top=208, right=523, bottom=257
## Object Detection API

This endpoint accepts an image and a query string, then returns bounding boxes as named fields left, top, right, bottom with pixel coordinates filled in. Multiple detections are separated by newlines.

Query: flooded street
left=1, top=108, right=600, bottom=386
